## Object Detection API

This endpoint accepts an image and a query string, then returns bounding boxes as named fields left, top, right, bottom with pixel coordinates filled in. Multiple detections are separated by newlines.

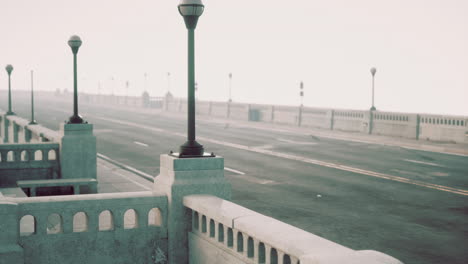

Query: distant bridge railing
left=1, top=112, right=59, bottom=144
left=184, top=194, right=402, bottom=264
left=65, top=92, right=468, bottom=143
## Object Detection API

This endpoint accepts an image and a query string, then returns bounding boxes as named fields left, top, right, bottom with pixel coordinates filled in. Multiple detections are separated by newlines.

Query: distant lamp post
left=370, top=67, right=377, bottom=111
left=5, top=64, right=14, bottom=115
left=30, top=70, right=37, bottom=124
left=67, top=35, right=84, bottom=124
left=167, top=72, right=171, bottom=94
left=228, top=73, right=232, bottom=102
left=176, top=0, right=209, bottom=157
left=298, top=81, right=304, bottom=126
left=126, top=80, right=129, bottom=105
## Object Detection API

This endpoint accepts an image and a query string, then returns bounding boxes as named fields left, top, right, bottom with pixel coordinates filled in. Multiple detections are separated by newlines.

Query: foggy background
left=1, top=0, right=467, bottom=115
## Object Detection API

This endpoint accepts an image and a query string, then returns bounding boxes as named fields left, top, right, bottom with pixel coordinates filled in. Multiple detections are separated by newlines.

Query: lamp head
left=178, top=0, right=204, bottom=29
left=5, top=64, right=13, bottom=75
left=68, top=35, right=82, bottom=54
left=370, top=67, right=377, bottom=76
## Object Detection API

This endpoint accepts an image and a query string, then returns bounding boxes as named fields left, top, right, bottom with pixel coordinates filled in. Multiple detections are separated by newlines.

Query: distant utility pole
left=298, top=81, right=304, bottom=126
left=370, top=67, right=377, bottom=111
left=228, top=72, right=232, bottom=102
left=167, top=72, right=171, bottom=94
left=144, top=72, right=148, bottom=94
left=126, top=80, right=129, bottom=104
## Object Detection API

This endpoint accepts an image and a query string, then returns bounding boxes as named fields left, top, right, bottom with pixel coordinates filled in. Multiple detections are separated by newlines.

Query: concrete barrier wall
left=18, top=91, right=468, bottom=143
left=272, top=105, right=298, bottom=125
left=333, top=110, right=366, bottom=132
left=372, top=112, right=418, bottom=139
left=211, top=102, right=228, bottom=118
left=0, top=113, right=59, bottom=143
left=0, top=143, right=60, bottom=187
left=0, top=191, right=168, bottom=264
left=301, top=107, right=330, bottom=129
left=419, top=114, right=468, bottom=143
left=197, top=101, right=211, bottom=115
left=184, top=195, right=402, bottom=264
left=229, top=103, right=249, bottom=120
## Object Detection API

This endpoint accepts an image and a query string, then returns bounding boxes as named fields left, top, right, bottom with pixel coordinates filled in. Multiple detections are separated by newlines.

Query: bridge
left=1, top=89, right=467, bottom=264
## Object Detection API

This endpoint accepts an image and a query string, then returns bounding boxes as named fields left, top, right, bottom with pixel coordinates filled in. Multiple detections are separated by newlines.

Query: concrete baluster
left=278, top=251, right=285, bottom=264
left=87, top=210, right=99, bottom=232
left=265, top=244, right=272, bottom=263
left=62, top=212, right=73, bottom=234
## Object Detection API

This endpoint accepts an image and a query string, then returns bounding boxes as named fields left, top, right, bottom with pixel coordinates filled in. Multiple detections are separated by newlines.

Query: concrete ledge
left=184, top=194, right=403, bottom=264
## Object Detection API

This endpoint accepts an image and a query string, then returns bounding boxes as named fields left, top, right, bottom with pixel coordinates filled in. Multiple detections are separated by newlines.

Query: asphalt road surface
left=6, top=92, right=468, bottom=264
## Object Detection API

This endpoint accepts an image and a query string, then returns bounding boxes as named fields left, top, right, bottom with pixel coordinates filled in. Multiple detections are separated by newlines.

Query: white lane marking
left=97, top=153, right=155, bottom=181
left=404, top=159, right=444, bottom=167
left=98, top=160, right=151, bottom=191
left=224, top=167, right=245, bottom=175
left=277, top=138, right=317, bottom=145
left=93, top=116, right=468, bottom=196
left=134, top=141, right=149, bottom=147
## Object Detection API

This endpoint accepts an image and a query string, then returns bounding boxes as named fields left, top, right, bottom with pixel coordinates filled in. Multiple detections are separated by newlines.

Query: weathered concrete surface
left=0, top=200, right=24, bottom=264
left=0, top=191, right=168, bottom=264
left=184, top=194, right=403, bottom=264
left=59, top=123, right=96, bottom=180
left=154, top=154, right=231, bottom=264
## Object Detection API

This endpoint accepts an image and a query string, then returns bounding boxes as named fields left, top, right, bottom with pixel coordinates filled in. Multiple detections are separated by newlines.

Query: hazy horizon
left=1, top=0, right=467, bottom=116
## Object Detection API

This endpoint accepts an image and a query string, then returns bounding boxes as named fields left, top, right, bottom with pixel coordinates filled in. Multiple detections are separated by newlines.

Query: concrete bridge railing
left=0, top=111, right=96, bottom=189
left=184, top=194, right=402, bottom=264
left=68, top=92, right=468, bottom=143
left=0, top=191, right=168, bottom=264
left=0, top=142, right=61, bottom=187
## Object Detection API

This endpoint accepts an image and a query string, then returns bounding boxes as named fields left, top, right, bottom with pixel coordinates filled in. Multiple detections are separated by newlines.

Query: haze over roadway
left=8, top=93, right=468, bottom=264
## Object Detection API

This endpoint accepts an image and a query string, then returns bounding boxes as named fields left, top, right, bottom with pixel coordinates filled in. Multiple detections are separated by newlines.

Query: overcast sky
left=1, top=0, right=467, bottom=115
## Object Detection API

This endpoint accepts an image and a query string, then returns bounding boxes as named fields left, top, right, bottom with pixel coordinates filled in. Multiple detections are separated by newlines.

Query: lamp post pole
left=5, top=65, right=14, bottom=115
left=177, top=0, right=207, bottom=157
left=228, top=72, right=232, bottom=102
left=68, top=35, right=84, bottom=124
left=30, top=70, right=37, bottom=124
left=370, top=67, right=376, bottom=111
left=299, top=81, right=304, bottom=126
left=126, top=80, right=129, bottom=105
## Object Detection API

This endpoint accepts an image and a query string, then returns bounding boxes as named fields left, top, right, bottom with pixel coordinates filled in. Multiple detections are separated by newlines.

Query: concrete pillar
left=362, top=111, right=373, bottom=134
left=3, top=119, right=9, bottom=143
left=415, top=114, right=421, bottom=140
left=0, top=200, right=24, bottom=264
left=271, top=106, right=275, bottom=123
left=153, top=154, right=231, bottom=264
left=327, top=109, right=335, bottom=130
left=59, top=123, right=97, bottom=182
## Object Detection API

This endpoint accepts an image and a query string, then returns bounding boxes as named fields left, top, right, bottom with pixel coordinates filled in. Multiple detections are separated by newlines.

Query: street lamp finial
left=5, top=64, right=13, bottom=75
left=68, top=35, right=82, bottom=54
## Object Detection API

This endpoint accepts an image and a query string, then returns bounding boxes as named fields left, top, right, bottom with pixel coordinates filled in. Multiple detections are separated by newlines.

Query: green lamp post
left=67, top=35, right=84, bottom=124
left=176, top=0, right=210, bottom=157
left=5, top=64, right=14, bottom=115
